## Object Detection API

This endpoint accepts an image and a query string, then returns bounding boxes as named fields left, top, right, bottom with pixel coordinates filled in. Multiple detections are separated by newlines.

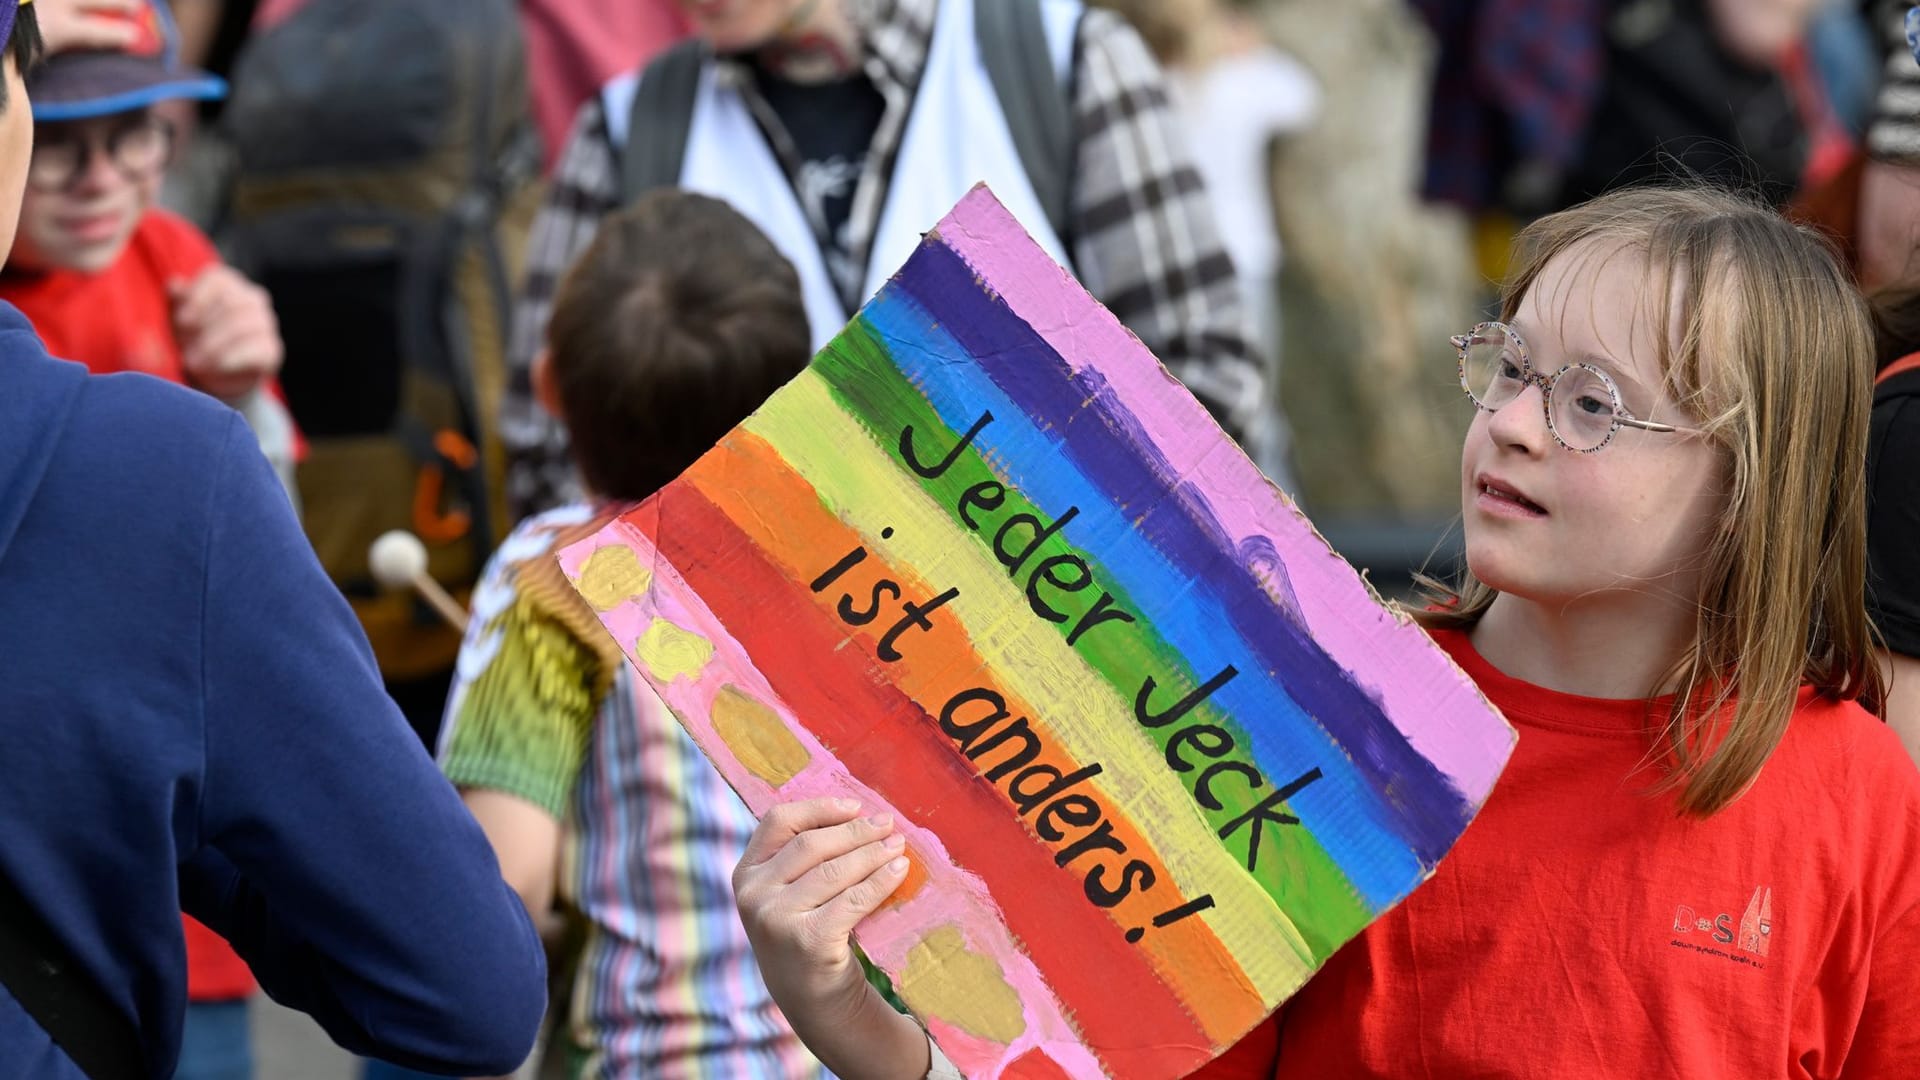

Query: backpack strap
left=1879, top=352, right=1920, bottom=387
left=621, top=39, right=712, bottom=206
left=976, top=0, right=1079, bottom=245
left=0, top=870, right=143, bottom=1080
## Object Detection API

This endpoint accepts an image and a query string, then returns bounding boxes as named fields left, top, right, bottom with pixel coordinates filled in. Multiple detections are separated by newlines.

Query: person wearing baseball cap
left=0, top=0, right=277, bottom=403
left=0, top=2, right=548, bottom=1078
left=26, top=0, right=221, bottom=120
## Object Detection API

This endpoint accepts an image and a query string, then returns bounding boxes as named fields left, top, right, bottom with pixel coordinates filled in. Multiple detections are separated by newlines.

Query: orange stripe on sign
left=685, top=428, right=1263, bottom=1044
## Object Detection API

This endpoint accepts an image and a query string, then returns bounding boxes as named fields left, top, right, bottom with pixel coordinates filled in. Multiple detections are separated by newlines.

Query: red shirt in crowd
left=1200, top=627, right=1920, bottom=1078
left=4, top=209, right=216, bottom=383
left=0, top=207, right=258, bottom=1003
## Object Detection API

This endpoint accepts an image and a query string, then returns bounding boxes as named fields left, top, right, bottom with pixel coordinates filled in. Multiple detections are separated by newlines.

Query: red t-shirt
left=1199, top=628, right=1920, bottom=1078
left=1, top=209, right=217, bottom=382
left=0, top=209, right=258, bottom=1003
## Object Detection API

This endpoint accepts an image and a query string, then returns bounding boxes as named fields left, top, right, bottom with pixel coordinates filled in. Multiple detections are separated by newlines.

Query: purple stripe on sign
left=894, top=236, right=1472, bottom=865
left=935, top=189, right=1511, bottom=804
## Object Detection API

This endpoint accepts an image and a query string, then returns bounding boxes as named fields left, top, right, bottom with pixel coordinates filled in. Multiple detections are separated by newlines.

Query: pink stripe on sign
left=556, top=522, right=1104, bottom=1075
left=934, top=185, right=1508, bottom=804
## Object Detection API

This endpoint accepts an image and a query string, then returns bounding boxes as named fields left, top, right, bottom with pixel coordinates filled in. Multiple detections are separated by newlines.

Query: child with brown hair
left=436, top=189, right=828, bottom=1079
left=733, top=183, right=1920, bottom=1078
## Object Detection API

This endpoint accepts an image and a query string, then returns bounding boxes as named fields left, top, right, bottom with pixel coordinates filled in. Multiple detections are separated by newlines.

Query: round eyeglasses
left=27, top=115, right=177, bottom=193
left=1451, top=321, right=1699, bottom=453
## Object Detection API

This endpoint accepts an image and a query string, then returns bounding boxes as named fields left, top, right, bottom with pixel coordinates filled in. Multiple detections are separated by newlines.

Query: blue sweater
left=0, top=306, right=545, bottom=1077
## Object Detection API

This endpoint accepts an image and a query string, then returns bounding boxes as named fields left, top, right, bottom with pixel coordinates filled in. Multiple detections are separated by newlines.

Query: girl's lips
left=1475, top=477, right=1548, bottom=518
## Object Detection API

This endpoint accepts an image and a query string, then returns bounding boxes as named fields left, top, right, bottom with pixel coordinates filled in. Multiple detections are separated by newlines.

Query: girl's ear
left=531, top=347, right=562, bottom=420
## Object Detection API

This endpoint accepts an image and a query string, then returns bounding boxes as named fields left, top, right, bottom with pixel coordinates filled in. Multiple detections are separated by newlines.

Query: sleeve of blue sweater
left=177, top=418, right=546, bottom=1074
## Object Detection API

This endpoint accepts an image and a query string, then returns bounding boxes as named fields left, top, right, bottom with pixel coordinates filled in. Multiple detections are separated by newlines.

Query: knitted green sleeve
left=439, top=597, right=598, bottom=820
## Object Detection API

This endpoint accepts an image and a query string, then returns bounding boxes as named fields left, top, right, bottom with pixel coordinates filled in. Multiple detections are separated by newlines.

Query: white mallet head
left=369, top=530, right=430, bottom=590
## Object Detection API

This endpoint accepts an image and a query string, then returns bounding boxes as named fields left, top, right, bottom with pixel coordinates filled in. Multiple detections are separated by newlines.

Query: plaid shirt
left=500, top=0, right=1264, bottom=520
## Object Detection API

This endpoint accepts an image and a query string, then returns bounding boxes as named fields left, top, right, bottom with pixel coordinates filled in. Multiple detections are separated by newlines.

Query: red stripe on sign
left=636, top=483, right=1213, bottom=1077
left=1005, top=1048, right=1079, bottom=1080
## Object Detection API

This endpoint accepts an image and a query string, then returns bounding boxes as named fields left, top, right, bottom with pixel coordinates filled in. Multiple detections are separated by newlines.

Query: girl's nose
left=1484, top=381, right=1551, bottom=453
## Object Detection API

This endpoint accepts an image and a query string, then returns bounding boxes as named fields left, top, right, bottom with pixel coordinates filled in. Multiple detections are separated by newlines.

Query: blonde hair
left=1420, top=185, right=1883, bottom=816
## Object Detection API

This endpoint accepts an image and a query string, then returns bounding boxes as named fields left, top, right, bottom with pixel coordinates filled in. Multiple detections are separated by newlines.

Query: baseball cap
left=27, top=0, right=225, bottom=123
left=0, top=0, right=24, bottom=57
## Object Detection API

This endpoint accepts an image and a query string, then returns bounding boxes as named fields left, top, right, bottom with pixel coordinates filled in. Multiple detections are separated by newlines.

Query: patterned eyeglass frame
left=1450, top=321, right=1699, bottom=453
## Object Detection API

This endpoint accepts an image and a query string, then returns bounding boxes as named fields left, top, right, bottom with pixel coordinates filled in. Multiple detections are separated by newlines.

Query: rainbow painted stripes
left=559, top=187, right=1514, bottom=1079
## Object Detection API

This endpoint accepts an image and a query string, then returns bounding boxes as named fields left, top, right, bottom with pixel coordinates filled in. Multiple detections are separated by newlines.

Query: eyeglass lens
left=1460, top=325, right=1620, bottom=451
left=28, top=118, right=173, bottom=191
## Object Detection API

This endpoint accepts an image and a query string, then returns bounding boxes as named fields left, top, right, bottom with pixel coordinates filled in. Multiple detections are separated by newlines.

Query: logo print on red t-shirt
left=1670, top=886, right=1773, bottom=967
left=1736, top=885, right=1773, bottom=957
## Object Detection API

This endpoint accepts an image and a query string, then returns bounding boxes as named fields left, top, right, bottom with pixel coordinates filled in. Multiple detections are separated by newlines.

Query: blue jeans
left=175, top=1000, right=252, bottom=1080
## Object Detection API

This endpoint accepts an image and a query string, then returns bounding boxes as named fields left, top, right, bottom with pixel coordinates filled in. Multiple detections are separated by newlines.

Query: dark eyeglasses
left=27, top=115, right=177, bottom=193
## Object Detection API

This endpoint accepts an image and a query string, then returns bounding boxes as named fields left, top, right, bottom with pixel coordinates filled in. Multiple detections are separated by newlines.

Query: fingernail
left=865, top=813, right=893, bottom=829
left=883, top=832, right=907, bottom=851
left=887, top=856, right=909, bottom=873
left=834, top=797, right=860, bottom=812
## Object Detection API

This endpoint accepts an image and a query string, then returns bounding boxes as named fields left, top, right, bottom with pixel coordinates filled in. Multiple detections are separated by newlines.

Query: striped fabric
left=1871, top=5, right=1920, bottom=164
left=498, top=0, right=1266, bottom=521
left=440, top=506, right=828, bottom=1080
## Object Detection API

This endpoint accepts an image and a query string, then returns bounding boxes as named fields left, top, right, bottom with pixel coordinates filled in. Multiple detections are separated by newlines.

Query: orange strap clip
left=411, top=429, right=478, bottom=546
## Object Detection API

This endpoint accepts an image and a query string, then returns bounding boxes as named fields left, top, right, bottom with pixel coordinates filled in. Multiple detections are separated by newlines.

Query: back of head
left=546, top=190, right=810, bottom=502
left=1434, top=184, right=1881, bottom=814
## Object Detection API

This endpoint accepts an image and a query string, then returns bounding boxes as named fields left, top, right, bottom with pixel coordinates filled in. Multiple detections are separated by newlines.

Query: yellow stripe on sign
left=742, top=372, right=1315, bottom=1005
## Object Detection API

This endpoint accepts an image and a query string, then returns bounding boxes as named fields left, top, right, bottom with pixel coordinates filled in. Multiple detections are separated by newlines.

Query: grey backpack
left=221, top=0, right=541, bottom=683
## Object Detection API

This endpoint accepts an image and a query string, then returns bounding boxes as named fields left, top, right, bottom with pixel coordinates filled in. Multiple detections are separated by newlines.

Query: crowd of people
left=1, top=0, right=1918, bottom=1078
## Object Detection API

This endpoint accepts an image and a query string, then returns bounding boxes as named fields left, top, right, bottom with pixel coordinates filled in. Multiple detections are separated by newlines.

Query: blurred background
left=67, top=0, right=1917, bottom=1073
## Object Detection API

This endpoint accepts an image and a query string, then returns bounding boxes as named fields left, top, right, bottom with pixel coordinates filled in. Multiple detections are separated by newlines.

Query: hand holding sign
left=560, top=186, right=1515, bottom=1078
left=733, top=799, right=930, bottom=1080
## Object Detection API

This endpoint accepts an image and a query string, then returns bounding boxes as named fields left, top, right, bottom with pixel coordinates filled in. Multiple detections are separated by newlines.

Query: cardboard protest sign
left=557, top=186, right=1515, bottom=1078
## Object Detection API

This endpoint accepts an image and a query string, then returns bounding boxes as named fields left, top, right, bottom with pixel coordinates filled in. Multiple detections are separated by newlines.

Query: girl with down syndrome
left=731, top=185, right=1920, bottom=1078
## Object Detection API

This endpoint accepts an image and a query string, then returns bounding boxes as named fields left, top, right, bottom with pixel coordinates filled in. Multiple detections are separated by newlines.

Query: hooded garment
left=0, top=305, right=545, bottom=1077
